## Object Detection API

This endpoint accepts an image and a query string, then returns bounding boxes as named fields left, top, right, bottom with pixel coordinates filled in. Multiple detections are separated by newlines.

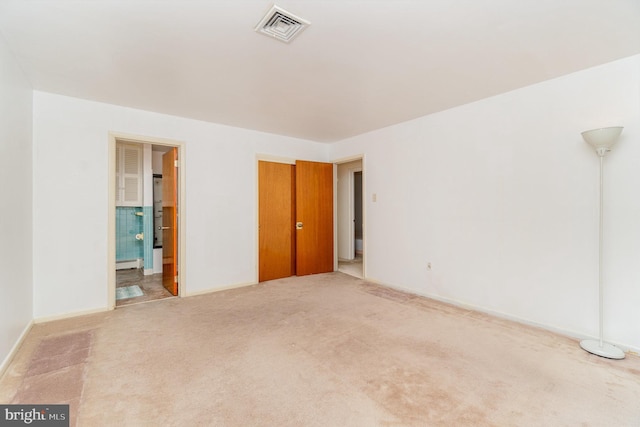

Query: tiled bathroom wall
left=143, top=206, right=154, bottom=270
left=116, top=206, right=155, bottom=270
left=116, top=207, right=144, bottom=261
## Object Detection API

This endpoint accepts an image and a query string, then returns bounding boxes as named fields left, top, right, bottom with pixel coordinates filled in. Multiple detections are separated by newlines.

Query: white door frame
left=107, top=131, right=187, bottom=309
left=348, top=167, right=363, bottom=259
left=334, top=155, right=365, bottom=278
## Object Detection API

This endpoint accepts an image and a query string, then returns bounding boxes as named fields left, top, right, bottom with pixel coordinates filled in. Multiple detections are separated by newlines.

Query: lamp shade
left=581, top=126, right=623, bottom=153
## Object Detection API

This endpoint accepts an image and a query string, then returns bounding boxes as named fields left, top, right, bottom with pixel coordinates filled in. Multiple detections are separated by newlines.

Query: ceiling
left=1, top=1, right=639, bottom=143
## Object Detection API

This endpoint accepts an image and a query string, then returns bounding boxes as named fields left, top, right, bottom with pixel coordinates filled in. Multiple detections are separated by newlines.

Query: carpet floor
left=1, top=272, right=639, bottom=426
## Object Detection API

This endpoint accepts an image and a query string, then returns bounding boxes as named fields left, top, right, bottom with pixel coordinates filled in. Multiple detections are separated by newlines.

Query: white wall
left=0, top=34, right=33, bottom=369
left=330, top=55, right=640, bottom=351
left=32, top=92, right=329, bottom=319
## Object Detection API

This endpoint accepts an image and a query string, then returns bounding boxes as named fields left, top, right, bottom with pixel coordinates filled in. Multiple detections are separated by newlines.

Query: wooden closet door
left=295, top=160, right=334, bottom=276
left=258, top=161, right=296, bottom=281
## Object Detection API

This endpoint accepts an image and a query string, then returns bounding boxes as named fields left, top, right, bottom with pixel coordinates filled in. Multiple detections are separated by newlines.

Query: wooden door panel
left=296, top=160, right=334, bottom=276
left=258, top=161, right=295, bottom=282
left=162, top=148, right=178, bottom=295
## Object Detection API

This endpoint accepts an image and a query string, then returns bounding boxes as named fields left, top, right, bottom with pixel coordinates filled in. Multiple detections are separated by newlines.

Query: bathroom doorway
left=336, top=158, right=364, bottom=279
left=108, top=133, right=184, bottom=309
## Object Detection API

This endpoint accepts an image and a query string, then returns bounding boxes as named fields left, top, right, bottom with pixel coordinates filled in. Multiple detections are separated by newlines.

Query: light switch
left=372, top=193, right=377, bottom=202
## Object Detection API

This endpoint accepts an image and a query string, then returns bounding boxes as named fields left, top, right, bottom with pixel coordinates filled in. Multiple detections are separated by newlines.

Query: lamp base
left=580, top=339, right=625, bottom=359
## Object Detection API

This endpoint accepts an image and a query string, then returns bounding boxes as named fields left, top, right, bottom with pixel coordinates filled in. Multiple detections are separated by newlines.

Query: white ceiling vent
left=254, top=5, right=310, bottom=43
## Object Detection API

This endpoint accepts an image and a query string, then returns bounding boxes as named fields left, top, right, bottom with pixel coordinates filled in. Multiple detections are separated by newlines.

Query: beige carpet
left=2, top=272, right=640, bottom=426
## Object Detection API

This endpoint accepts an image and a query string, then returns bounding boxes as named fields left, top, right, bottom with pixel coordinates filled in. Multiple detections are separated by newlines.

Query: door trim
left=108, top=131, right=186, bottom=310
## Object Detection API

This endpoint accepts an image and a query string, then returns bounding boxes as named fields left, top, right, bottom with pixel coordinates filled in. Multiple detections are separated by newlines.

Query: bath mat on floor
left=116, top=285, right=144, bottom=300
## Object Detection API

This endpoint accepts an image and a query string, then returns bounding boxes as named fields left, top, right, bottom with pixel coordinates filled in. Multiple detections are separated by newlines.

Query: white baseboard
left=0, top=320, right=34, bottom=380
left=116, top=259, right=143, bottom=270
left=363, top=276, right=640, bottom=355
left=34, top=306, right=109, bottom=324
left=185, top=281, right=257, bottom=297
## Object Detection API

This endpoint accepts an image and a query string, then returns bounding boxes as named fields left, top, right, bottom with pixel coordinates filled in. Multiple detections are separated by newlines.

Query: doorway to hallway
left=337, top=158, right=364, bottom=279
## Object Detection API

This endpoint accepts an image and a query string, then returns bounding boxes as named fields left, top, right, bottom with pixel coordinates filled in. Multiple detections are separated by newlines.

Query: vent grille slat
left=255, top=5, right=310, bottom=43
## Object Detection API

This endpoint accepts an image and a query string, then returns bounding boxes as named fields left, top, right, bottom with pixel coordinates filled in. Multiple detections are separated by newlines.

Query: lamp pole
left=598, top=153, right=604, bottom=349
left=579, top=127, right=624, bottom=359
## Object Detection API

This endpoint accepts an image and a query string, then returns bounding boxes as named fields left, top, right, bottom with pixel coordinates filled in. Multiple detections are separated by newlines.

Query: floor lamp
left=580, top=126, right=625, bottom=359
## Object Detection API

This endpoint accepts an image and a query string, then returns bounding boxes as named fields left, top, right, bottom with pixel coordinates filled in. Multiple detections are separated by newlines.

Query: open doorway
left=108, top=133, right=184, bottom=309
left=336, top=158, right=364, bottom=278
